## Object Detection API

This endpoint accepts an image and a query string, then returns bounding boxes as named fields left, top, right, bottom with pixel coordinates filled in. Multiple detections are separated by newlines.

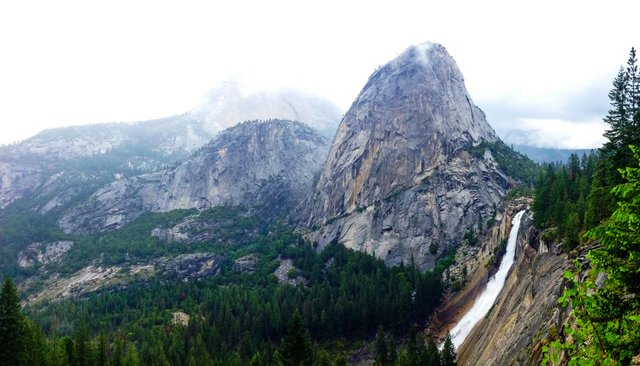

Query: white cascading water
left=448, top=210, right=526, bottom=349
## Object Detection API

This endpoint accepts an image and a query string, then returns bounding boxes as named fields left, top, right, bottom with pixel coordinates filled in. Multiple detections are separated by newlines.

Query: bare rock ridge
left=301, top=43, right=511, bottom=270
left=60, top=120, right=328, bottom=234
left=0, top=86, right=341, bottom=210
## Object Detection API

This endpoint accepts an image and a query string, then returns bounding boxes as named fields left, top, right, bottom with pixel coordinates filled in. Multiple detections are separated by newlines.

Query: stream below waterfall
left=448, top=210, right=526, bottom=349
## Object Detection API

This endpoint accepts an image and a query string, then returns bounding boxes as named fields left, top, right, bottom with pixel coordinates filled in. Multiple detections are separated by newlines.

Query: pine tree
left=75, top=318, right=92, bottom=366
left=24, top=320, right=47, bottom=366
left=601, top=48, right=640, bottom=185
left=563, top=211, right=580, bottom=252
left=603, top=67, right=629, bottom=149
left=375, top=325, right=388, bottom=365
left=278, top=310, right=313, bottom=366
left=63, top=336, right=76, bottom=366
left=422, top=337, right=440, bottom=366
left=311, top=350, right=332, bottom=366
left=440, top=333, right=457, bottom=366
left=626, top=48, right=640, bottom=132
left=124, top=344, right=140, bottom=366
left=96, top=332, right=108, bottom=366
left=0, top=277, right=26, bottom=366
left=548, top=146, right=640, bottom=364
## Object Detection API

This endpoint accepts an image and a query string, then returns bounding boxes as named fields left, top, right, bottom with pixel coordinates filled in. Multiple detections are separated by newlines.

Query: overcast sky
left=0, top=0, right=638, bottom=148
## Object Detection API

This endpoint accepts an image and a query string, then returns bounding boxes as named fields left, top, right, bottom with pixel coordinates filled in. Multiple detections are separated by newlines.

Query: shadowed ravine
left=449, top=210, right=526, bottom=349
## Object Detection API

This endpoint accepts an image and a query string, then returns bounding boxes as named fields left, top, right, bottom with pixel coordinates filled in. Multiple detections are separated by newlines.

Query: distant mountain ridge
left=58, top=120, right=329, bottom=234
left=0, top=85, right=341, bottom=210
left=511, top=144, right=593, bottom=164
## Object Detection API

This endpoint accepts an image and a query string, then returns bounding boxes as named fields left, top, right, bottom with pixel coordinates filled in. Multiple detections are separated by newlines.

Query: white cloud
left=505, top=118, right=607, bottom=149
left=0, top=0, right=638, bottom=146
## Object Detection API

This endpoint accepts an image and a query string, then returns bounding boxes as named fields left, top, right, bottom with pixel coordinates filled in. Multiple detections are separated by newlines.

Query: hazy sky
left=0, top=0, right=638, bottom=148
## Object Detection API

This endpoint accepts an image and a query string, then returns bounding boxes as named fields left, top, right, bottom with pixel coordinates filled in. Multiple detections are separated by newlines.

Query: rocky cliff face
left=456, top=211, right=567, bottom=366
left=0, top=86, right=341, bottom=211
left=301, top=43, right=510, bottom=270
left=60, top=120, right=328, bottom=234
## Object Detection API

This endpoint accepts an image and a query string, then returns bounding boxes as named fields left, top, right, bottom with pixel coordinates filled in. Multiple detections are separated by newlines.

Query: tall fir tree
left=588, top=47, right=640, bottom=228
left=441, top=332, right=457, bottom=366
left=374, top=325, right=388, bottom=365
left=0, top=277, right=26, bottom=366
left=75, top=318, right=92, bottom=366
left=277, top=310, right=313, bottom=366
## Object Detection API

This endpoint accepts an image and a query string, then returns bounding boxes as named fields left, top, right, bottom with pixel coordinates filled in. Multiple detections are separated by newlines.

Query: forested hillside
left=0, top=215, right=456, bottom=365
left=2, top=45, right=639, bottom=366
left=537, top=48, right=640, bottom=365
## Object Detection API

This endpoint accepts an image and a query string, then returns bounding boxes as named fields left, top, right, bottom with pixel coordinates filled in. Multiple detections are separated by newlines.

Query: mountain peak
left=393, top=41, right=439, bottom=67
left=300, top=42, right=508, bottom=269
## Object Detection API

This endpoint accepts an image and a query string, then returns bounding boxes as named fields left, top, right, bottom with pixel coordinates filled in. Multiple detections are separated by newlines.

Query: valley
left=1, top=40, right=638, bottom=366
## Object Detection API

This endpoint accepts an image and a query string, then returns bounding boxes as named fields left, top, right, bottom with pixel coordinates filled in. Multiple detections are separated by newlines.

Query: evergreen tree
left=123, top=344, right=140, bottom=366
left=375, top=325, right=389, bottom=365
left=603, top=67, right=630, bottom=149
left=278, top=310, right=313, bottom=366
left=249, top=351, right=264, bottom=366
left=24, top=321, right=47, bottom=366
left=75, top=318, right=92, bottom=366
left=585, top=158, right=614, bottom=228
left=47, top=337, right=68, bottom=366
left=440, top=333, right=457, bottom=366
left=0, top=277, right=26, bottom=366
left=387, top=334, right=397, bottom=365
left=546, top=146, right=640, bottom=364
left=64, top=336, right=76, bottom=366
left=406, top=327, right=418, bottom=366
left=563, top=211, right=580, bottom=251
left=311, top=350, right=332, bottom=366
left=422, top=337, right=440, bottom=366
left=96, top=332, right=108, bottom=366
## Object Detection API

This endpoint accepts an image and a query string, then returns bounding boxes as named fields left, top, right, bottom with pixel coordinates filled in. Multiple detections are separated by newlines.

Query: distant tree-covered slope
left=511, top=144, right=593, bottom=164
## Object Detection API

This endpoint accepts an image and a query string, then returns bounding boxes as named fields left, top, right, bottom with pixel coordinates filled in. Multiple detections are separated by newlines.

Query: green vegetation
left=532, top=152, right=598, bottom=252
left=3, top=212, right=446, bottom=365
left=0, top=278, right=49, bottom=366
left=541, top=48, right=640, bottom=365
left=463, top=228, right=479, bottom=247
left=504, top=186, right=534, bottom=200
left=374, top=326, right=456, bottom=366
left=486, top=238, right=508, bottom=270
left=470, top=140, right=540, bottom=185
left=544, top=146, right=640, bottom=365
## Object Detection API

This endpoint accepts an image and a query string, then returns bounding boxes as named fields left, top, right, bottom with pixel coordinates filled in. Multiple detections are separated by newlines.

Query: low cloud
left=499, top=118, right=607, bottom=149
left=477, top=79, right=611, bottom=149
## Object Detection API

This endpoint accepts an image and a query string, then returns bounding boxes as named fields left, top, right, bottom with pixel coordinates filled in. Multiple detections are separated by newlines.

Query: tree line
left=540, top=47, right=640, bottom=364
left=2, top=223, right=453, bottom=365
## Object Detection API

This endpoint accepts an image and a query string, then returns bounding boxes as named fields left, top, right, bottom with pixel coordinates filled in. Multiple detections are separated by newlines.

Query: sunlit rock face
left=60, top=120, right=329, bottom=234
left=300, top=43, right=510, bottom=270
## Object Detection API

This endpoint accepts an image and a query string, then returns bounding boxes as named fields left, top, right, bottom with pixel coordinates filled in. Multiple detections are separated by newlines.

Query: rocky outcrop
left=233, top=254, right=259, bottom=274
left=0, top=161, right=47, bottom=209
left=456, top=211, right=567, bottom=366
left=23, top=252, right=227, bottom=304
left=301, top=43, right=510, bottom=270
left=274, top=258, right=307, bottom=286
left=150, top=208, right=262, bottom=245
left=0, top=85, right=341, bottom=211
left=17, top=241, right=74, bottom=268
left=60, top=120, right=328, bottom=234
left=157, top=252, right=226, bottom=280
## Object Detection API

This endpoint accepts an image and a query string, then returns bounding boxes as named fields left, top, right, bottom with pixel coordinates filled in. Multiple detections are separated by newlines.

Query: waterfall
left=448, top=210, right=526, bottom=349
